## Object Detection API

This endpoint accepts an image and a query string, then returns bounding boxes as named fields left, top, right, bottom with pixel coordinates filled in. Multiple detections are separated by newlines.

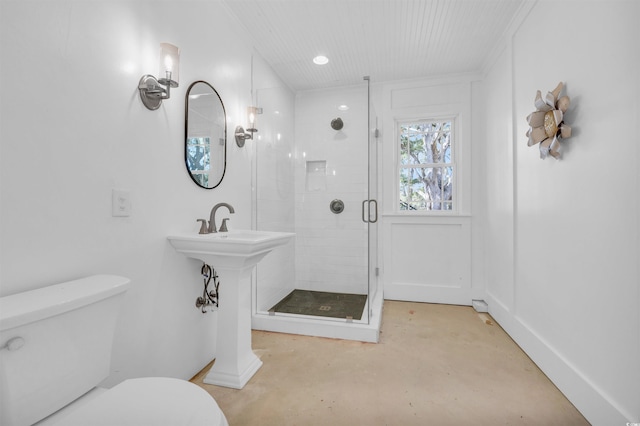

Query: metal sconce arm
left=138, top=72, right=178, bottom=110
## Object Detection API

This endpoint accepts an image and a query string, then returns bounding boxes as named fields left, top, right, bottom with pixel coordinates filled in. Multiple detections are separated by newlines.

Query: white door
left=382, top=215, right=473, bottom=306
left=380, top=80, right=475, bottom=306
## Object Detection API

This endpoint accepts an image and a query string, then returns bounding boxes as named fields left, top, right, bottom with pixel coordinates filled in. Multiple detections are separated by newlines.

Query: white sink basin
left=168, top=229, right=295, bottom=389
left=168, top=230, right=294, bottom=269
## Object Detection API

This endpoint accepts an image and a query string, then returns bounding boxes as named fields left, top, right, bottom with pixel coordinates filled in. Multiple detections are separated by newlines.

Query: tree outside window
left=399, top=120, right=454, bottom=211
left=187, top=136, right=211, bottom=187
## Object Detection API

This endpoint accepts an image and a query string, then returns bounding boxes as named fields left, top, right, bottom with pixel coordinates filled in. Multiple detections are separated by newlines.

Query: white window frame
left=395, top=115, right=458, bottom=215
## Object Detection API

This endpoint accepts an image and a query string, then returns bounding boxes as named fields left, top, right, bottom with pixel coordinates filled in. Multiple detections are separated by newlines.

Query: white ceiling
left=222, top=0, right=525, bottom=91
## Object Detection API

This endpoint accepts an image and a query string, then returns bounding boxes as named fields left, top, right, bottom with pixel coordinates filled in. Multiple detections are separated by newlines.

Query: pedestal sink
left=168, top=230, right=294, bottom=389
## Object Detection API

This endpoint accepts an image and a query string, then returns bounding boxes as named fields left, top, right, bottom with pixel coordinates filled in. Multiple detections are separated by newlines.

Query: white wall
left=0, top=0, right=292, bottom=386
left=483, top=1, right=640, bottom=424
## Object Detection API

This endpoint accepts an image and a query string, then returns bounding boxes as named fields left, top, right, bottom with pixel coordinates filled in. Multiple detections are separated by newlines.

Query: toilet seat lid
left=52, top=377, right=228, bottom=426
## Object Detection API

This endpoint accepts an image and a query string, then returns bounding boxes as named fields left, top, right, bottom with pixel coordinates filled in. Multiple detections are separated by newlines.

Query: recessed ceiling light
left=313, top=55, right=329, bottom=65
left=338, top=104, right=349, bottom=111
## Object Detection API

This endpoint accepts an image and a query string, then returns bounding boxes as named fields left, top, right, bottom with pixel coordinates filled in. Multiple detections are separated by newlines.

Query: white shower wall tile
left=292, top=85, right=370, bottom=296
left=256, top=83, right=371, bottom=304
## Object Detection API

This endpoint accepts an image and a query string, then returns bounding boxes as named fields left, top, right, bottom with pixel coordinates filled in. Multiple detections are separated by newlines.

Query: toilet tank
left=0, top=275, right=130, bottom=426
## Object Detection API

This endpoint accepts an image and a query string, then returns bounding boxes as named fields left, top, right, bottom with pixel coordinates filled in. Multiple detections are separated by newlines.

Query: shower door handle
left=369, top=199, right=378, bottom=223
left=362, top=200, right=367, bottom=223
left=362, top=199, right=378, bottom=223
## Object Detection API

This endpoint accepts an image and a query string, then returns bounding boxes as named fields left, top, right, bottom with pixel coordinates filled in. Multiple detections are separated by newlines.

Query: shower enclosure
left=251, top=79, right=381, bottom=342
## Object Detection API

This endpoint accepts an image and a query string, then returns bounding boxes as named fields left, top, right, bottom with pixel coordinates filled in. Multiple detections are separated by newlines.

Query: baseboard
left=486, top=293, right=630, bottom=425
left=384, top=282, right=472, bottom=306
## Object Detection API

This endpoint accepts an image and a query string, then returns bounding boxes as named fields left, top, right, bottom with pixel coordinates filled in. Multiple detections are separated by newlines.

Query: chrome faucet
left=209, top=203, right=235, bottom=233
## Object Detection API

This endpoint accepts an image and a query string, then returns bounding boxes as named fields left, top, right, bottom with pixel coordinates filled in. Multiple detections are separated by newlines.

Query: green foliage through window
left=399, top=120, right=453, bottom=211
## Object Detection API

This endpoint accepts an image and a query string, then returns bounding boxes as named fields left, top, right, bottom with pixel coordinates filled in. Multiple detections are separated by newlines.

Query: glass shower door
left=254, top=81, right=375, bottom=325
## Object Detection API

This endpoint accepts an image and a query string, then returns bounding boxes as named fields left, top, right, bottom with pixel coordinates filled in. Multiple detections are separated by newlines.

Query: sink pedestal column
left=203, top=264, right=262, bottom=389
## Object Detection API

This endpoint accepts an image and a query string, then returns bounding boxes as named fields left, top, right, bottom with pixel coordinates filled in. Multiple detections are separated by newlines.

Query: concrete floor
left=192, top=301, right=589, bottom=425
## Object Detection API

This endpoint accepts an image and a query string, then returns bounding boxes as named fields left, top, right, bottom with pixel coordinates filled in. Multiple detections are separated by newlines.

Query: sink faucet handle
left=196, top=219, right=209, bottom=234
left=219, top=218, right=230, bottom=232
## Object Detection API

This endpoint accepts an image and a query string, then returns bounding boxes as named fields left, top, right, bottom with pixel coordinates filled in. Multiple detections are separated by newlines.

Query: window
left=187, top=136, right=211, bottom=187
left=398, top=119, right=454, bottom=212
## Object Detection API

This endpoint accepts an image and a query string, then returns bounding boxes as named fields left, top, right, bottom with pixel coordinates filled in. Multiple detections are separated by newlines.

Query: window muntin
left=398, top=120, right=454, bottom=212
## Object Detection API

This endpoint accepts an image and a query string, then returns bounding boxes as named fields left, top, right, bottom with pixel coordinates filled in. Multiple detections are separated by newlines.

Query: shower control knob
left=330, top=199, right=345, bottom=214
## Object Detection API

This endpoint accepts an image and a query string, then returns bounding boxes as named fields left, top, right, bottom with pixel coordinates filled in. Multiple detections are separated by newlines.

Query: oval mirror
left=185, top=81, right=226, bottom=189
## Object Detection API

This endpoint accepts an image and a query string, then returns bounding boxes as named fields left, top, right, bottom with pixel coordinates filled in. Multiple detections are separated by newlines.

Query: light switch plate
left=112, top=189, right=131, bottom=217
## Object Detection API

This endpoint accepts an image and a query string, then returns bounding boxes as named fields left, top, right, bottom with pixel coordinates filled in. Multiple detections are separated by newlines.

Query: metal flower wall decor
left=526, top=82, right=572, bottom=160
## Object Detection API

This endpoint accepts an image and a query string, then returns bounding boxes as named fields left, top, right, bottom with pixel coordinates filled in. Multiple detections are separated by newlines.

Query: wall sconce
left=138, top=43, right=180, bottom=110
left=235, top=106, right=263, bottom=147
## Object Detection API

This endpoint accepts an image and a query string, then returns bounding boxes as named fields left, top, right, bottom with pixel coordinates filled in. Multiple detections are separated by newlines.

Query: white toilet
left=0, top=275, right=229, bottom=426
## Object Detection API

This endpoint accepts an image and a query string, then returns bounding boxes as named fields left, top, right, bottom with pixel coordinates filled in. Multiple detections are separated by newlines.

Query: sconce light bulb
left=159, top=43, right=179, bottom=85
left=249, top=112, right=255, bottom=124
